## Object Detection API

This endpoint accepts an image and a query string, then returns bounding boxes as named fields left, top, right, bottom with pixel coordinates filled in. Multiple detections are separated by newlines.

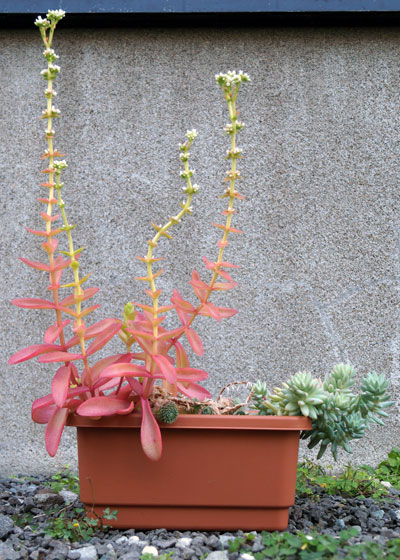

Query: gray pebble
left=251, top=542, right=265, bottom=553
left=74, top=545, right=98, bottom=560
left=0, top=541, right=20, bottom=560
left=176, top=538, right=192, bottom=549
left=0, top=514, right=14, bottom=539
left=206, top=552, right=229, bottom=560
left=219, top=534, right=236, bottom=547
left=156, top=538, right=177, bottom=549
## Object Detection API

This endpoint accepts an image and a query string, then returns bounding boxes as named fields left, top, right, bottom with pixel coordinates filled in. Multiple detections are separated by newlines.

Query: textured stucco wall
left=0, top=25, right=399, bottom=475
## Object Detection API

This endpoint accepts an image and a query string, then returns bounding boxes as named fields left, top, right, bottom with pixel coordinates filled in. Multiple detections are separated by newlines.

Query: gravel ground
left=0, top=474, right=400, bottom=560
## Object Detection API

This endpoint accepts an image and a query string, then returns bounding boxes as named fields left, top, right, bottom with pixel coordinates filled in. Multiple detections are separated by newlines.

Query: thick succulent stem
left=36, top=10, right=93, bottom=388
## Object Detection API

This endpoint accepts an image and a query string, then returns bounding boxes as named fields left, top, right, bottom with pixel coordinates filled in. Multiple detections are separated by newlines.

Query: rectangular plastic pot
left=68, top=414, right=311, bottom=531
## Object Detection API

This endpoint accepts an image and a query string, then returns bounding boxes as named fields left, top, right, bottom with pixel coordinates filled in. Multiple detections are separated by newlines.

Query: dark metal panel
left=1, top=0, right=400, bottom=14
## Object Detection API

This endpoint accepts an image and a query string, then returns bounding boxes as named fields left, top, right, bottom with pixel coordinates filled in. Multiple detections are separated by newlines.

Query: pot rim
left=67, top=412, right=312, bottom=430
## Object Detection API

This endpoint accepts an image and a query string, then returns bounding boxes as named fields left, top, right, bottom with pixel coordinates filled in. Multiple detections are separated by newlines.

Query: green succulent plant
left=271, top=371, right=327, bottom=419
left=157, top=402, right=179, bottom=424
left=251, top=363, right=394, bottom=460
left=201, top=406, right=215, bottom=415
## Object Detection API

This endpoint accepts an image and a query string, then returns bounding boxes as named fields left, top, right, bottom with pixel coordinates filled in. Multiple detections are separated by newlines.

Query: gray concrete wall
left=1, top=25, right=399, bottom=475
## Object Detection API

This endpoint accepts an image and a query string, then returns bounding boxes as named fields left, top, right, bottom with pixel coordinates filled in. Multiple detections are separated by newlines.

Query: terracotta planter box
left=68, top=414, right=311, bottom=531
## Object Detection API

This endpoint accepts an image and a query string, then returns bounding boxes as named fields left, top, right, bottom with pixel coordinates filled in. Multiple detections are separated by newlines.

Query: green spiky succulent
left=271, top=371, right=327, bottom=419
left=201, top=406, right=215, bottom=415
left=251, top=363, right=394, bottom=461
left=157, top=402, right=179, bottom=424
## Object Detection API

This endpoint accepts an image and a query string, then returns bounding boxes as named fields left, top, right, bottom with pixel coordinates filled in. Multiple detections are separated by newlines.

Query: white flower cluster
left=185, top=129, right=198, bottom=142
left=34, top=16, right=50, bottom=28
left=182, top=183, right=199, bottom=194
left=226, top=147, right=242, bottom=159
left=215, top=71, right=250, bottom=88
left=180, top=169, right=194, bottom=179
left=43, top=48, right=59, bottom=62
left=41, top=64, right=60, bottom=80
left=44, top=88, right=57, bottom=98
left=47, top=10, right=66, bottom=22
left=42, top=106, right=60, bottom=116
left=53, top=160, right=67, bottom=172
left=224, top=121, right=245, bottom=135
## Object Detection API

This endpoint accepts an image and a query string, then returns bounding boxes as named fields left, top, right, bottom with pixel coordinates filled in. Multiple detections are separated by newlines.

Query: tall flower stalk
left=96, top=72, right=250, bottom=460
left=9, top=10, right=124, bottom=456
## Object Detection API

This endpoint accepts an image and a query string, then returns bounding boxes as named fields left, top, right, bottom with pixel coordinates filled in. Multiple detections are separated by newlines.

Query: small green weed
left=49, top=466, right=79, bottom=494
left=43, top=506, right=118, bottom=542
left=296, top=461, right=387, bottom=499
left=12, top=469, right=118, bottom=543
left=371, top=447, right=400, bottom=490
left=228, top=530, right=400, bottom=559
left=296, top=460, right=326, bottom=496
left=13, top=503, right=117, bottom=543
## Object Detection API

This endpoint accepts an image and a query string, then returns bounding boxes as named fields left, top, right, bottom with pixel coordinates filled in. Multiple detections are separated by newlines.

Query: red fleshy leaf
left=215, top=269, right=233, bottom=282
left=177, top=382, right=211, bottom=401
left=44, top=319, right=70, bottom=344
left=25, top=226, right=63, bottom=237
left=213, top=306, right=237, bottom=319
left=156, top=326, right=186, bottom=342
left=38, top=351, right=83, bottom=363
left=86, top=321, right=122, bottom=356
left=202, top=256, right=239, bottom=271
left=127, top=377, right=144, bottom=395
left=45, top=407, right=69, bottom=457
left=125, top=331, right=154, bottom=354
left=60, top=287, right=100, bottom=307
left=145, top=288, right=162, bottom=299
left=172, top=292, right=190, bottom=326
left=176, top=367, right=208, bottom=381
left=190, top=270, right=208, bottom=301
left=135, top=303, right=174, bottom=314
left=142, top=312, right=166, bottom=328
left=66, top=318, right=122, bottom=349
left=170, top=290, right=195, bottom=313
left=32, top=385, right=91, bottom=424
left=32, top=401, right=56, bottom=424
left=211, top=281, right=237, bottom=291
left=51, top=365, right=72, bottom=408
left=85, top=318, right=121, bottom=338
left=152, top=355, right=177, bottom=384
left=66, top=304, right=101, bottom=319
left=200, top=302, right=222, bottom=321
left=77, top=396, right=134, bottom=416
left=42, top=238, right=58, bottom=255
left=174, top=341, right=189, bottom=368
left=53, top=258, right=72, bottom=272
left=19, top=258, right=50, bottom=272
left=212, top=223, right=243, bottom=234
left=100, top=362, right=151, bottom=379
left=135, top=268, right=165, bottom=283
left=9, top=343, right=63, bottom=364
left=93, top=377, right=120, bottom=393
left=11, top=298, right=56, bottom=309
left=186, top=328, right=203, bottom=356
left=87, top=353, right=132, bottom=385
left=41, top=212, right=60, bottom=223
left=140, top=398, right=162, bottom=461
left=219, top=260, right=240, bottom=269
left=66, top=385, right=92, bottom=398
